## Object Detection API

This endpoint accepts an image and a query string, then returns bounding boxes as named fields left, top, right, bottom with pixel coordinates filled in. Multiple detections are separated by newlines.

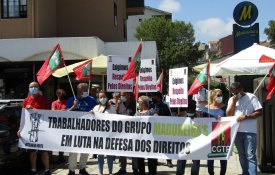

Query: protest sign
left=107, top=55, right=133, bottom=92
left=169, top=67, right=188, bottom=107
left=138, top=59, right=157, bottom=92
left=19, top=109, right=239, bottom=160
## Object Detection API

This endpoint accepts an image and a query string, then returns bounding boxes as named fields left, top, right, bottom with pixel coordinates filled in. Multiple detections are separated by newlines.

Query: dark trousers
left=137, top=158, right=158, bottom=175
left=207, top=160, right=227, bottom=175
left=176, top=160, right=200, bottom=175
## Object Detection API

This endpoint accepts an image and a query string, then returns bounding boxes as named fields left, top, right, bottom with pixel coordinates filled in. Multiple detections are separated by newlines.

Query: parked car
left=0, top=99, right=29, bottom=175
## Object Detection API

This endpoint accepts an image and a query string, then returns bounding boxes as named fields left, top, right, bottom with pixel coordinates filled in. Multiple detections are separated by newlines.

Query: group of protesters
left=18, top=80, right=262, bottom=175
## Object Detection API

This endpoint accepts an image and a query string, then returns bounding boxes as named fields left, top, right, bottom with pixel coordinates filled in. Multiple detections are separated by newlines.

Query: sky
left=145, top=0, right=275, bottom=44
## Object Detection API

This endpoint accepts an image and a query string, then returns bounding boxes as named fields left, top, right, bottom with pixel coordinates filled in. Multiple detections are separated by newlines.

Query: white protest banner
left=19, top=109, right=239, bottom=160
left=169, top=67, right=188, bottom=107
left=138, top=59, right=157, bottom=92
left=107, top=55, right=133, bottom=92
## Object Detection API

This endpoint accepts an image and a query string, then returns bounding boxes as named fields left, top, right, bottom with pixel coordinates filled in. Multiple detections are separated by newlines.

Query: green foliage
left=135, top=17, right=203, bottom=93
left=264, top=20, right=275, bottom=44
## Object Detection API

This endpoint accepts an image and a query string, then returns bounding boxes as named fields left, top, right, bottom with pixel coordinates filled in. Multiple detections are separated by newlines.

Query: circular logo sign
left=233, top=1, right=258, bottom=26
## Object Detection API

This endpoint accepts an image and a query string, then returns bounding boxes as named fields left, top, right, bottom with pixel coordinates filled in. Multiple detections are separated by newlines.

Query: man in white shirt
left=226, top=82, right=262, bottom=175
left=192, top=86, right=208, bottom=117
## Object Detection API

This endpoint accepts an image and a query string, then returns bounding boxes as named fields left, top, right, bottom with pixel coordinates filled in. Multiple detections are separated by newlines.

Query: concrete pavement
left=49, top=151, right=272, bottom=175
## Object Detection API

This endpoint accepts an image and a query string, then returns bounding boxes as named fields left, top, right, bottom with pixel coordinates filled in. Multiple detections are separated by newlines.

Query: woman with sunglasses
left=202, top=89, right=227, bottom=175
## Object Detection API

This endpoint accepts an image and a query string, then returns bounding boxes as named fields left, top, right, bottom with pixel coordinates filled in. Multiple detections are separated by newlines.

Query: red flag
left=156, top=69, right=164, bottom=92
left=266, top=63, right=275, bottom=100
left=36, top=44, right=65, bottom=85
left=188, top=60, right=210, bottom=95
left=121, top=42, right=142, bottom=82
left=73, top=59, right=93, bottom=81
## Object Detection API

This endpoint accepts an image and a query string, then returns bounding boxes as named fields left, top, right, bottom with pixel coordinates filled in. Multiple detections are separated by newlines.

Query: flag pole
left=207, top=60, right=210, bottom=118
left=64, top=63, right=76, bottom=99
left=253, top=71, right=269, bottom=95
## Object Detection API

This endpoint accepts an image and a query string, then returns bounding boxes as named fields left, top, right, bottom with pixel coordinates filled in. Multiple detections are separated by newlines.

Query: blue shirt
left=202, top=106, right=226, bottom=118
left=66, top=96, right=97, bottom=112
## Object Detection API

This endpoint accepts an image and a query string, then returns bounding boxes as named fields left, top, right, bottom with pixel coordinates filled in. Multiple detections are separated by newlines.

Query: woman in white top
left=92, top=91, right=115, bottom=175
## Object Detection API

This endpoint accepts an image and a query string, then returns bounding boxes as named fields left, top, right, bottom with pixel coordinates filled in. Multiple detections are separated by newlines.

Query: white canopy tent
left=210, top=43, right=275, bottom=76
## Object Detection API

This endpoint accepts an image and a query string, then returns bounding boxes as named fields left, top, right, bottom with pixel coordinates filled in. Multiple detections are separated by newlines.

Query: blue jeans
left=235, top=132, right=257, bottom=175
left=176, top=160, right=200, bottom=175
left=98, top=154, right=114, bottom=174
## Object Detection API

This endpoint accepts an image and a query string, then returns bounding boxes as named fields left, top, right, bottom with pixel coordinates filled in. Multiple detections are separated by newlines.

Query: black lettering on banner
left=153, top=141, right=190, bottom=154
left=61, top=135, right=72, bottom=147
left=112, top=121, right=123, bottom=133
left=105, top=138, right=133, bottom=151
left=73, top=135, right=92, bottom=148
left=93, top=137, right=104, bottom=149
left=135, top=139, right=151, bottom=152
left=124, top=121, right=151, bottom=134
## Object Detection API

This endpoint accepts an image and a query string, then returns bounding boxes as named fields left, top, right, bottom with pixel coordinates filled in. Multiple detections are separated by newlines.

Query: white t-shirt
left=227, top=92, right=262, bottom=133
left=192, top=87, right=208, bottom=111
left=93, top=105, right=116, bottom=114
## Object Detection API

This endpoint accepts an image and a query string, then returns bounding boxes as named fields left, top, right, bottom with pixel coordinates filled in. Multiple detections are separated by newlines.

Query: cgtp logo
left=28, top=112, right=44, bottom=142
left=208, top=121, right=231, bottom=158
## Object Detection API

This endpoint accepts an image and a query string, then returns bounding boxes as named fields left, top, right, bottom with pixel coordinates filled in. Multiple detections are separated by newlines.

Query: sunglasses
left=216, top=94, right=223, bottom=97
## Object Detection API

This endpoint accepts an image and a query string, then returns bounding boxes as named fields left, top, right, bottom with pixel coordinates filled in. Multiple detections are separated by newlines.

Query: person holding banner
left=66, top=83, right=97, bottom=175
left=202, top=89, right=227, bottom=175
left=91, top=90, right=115, bottom=175
left=115, top=92, right=138, bottom=175
left=226, top=82, right=262, bottom=175
left=176, top=97, right=200, bottom=175
left=17, top=82, right=51, bottom=175
left=51, top=88, right=67, bottom=163
left=151, top=92, right=174, bottom=168
left=135, top=95, right=158, bottom=175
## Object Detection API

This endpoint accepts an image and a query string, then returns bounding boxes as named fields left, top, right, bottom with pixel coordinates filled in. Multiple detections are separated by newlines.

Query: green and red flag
left=188, top=60, right=210, bottom=95
left=73, top=59, right=93, bottom=81
left=156, top=69, right=164, bottom=93
left=36, top=44, right=65, bottom=85
left=266, top=62, right=275, bottom=100
left=121, top=42, right=142, bottom=82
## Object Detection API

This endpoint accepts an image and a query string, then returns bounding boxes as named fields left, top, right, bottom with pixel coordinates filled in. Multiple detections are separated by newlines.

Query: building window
left=114, top=2, right=117, bottom=27
left=1, top=0, right=27, bottom=18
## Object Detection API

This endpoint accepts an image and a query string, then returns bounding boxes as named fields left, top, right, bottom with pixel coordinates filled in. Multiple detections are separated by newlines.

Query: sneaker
left=68, top=170, right=75, bottom=175
left=79, top=168, right=90, bottom=175
left=114, top=169, right=127, bottom=175
left=29, top=171, right=38, bottom=175
left=44, top=170, right=51, bottom=175
left=167, top=161, right=174, bottom=168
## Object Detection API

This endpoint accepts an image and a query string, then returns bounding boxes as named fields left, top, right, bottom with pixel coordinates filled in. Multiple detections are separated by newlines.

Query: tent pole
left=253, top=72, right=269, bottom=95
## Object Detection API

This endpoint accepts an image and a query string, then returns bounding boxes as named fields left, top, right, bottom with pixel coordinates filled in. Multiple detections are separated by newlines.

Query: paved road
left=49, top=151, right=273, bottom=175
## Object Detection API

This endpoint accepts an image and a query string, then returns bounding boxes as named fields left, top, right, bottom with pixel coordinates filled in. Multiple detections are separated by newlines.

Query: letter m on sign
left=239, top=5, right=252, bottom=21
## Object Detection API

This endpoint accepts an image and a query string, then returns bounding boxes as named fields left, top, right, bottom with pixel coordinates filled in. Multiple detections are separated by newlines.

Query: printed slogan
left=19, top=109, right=239, bottom=160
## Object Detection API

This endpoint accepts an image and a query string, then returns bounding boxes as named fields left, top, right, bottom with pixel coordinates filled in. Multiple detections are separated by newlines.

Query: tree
left=264, top=20, right=275, bottom=44
left=135, top=17, right=203, bottom=92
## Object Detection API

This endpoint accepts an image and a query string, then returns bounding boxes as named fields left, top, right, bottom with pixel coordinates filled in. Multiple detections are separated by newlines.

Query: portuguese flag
left=37, top=44, right=64, bottom=85
left=188, top=60, right=210, bottom=95
left=121, top=42, right=142, bottom=82
left=266, top=63, right=275, bottom=100
left=73, top=59, right=93, bottom=81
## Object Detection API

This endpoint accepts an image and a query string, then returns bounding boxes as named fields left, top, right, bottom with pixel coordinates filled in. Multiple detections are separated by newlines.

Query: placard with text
left=107, top=55, right=133, bottom=92
left=169, top=67, right=188, bottom=107
left=138, top=58, right=157, bottom=92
